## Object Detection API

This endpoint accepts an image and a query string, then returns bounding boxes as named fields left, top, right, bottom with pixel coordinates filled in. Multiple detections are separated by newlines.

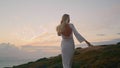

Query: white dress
left=61, top=23, right=85, bottom=68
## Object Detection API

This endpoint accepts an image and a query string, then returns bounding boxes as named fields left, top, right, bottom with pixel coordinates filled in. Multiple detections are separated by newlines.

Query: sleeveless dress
left=61, top=23, right=85, bottom=68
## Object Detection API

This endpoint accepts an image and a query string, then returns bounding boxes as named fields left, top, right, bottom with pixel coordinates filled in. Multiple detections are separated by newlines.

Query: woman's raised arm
left=69, top=24, right=93, bottom=46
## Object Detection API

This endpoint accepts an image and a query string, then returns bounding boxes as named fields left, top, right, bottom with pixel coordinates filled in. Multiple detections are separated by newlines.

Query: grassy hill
left=12, top=42, right=120, bottom=68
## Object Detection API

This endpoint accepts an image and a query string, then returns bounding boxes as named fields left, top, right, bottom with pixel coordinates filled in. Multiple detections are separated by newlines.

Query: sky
left=0, top=0, right=120, bottom=46
left=0, top=0, right=120, bottom=66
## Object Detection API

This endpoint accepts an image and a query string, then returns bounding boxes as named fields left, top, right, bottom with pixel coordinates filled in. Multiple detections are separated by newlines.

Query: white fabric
left=61, top=23, right=85, bottom=68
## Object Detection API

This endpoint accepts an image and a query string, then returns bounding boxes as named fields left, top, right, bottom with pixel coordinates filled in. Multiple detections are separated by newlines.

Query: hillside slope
left=12, top=43, right=120, bottom=68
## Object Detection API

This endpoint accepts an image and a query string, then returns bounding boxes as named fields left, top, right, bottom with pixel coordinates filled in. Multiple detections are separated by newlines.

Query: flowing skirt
left=61, top=39, right=75, bottom=68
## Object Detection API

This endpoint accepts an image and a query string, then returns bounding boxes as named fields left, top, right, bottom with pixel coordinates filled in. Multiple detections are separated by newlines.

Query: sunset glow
left=0, top=0, right=120, bottom=67
left=0, top=1, right=120, bottom=66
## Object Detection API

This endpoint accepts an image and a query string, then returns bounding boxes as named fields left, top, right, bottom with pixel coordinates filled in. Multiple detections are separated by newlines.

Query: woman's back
left=61, top=24, right=73, bottom=39
left=61, top=24, right=72, bottom=37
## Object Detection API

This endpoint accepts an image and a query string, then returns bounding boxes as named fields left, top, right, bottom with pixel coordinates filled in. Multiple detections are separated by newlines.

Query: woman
left=56, top=14, right=92, bottom=68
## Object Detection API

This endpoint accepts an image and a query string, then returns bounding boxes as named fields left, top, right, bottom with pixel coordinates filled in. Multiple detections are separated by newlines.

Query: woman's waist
left=62, top=38, right=73, bottom=40
left=62, top=38, right=74, bottom=43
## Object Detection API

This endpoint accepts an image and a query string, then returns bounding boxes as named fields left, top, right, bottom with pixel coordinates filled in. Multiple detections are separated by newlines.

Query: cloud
left=0, top=43, right=60, bottom=67
left=96, top=34, right=105, bottom=36
left=0, top=43, right=60, bottom=61
left=117, top=33, right=120, bottom=35
left=25, top=32, right=60, bottom=46
left=21, top=45, right=60, bottom=54
left=92, top=38, right=120, bottom=45
left=0, top=43, right=22, bottom=58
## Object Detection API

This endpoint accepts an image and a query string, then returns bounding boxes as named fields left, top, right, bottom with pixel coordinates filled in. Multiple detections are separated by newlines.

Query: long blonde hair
left=56, top=14, right=71, bottom=36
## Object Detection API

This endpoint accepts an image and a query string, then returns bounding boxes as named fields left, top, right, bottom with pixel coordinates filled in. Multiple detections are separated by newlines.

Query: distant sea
left=0, top=59, right=35, bottom=68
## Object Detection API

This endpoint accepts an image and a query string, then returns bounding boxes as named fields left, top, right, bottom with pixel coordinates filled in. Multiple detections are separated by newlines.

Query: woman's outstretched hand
left=85, top=40, right=93, bottom=47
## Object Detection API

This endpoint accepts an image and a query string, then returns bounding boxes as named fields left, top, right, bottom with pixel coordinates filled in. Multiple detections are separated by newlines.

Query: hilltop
left=11, top=42, right=120, bottom=68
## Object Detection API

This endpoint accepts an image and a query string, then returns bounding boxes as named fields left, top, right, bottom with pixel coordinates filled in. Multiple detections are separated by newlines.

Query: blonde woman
left=56, top=14, right=92, bottom=68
